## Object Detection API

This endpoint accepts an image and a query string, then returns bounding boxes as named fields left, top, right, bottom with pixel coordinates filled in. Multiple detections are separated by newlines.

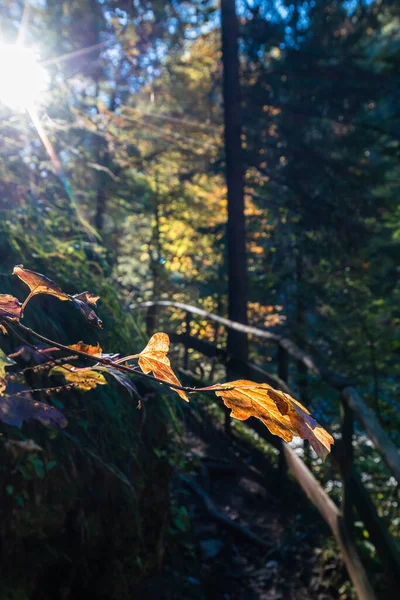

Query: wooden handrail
left=342, top=387, right=400, bottom=484
left=132, top=299, right=351, bottom=388
left=283, top=446, right=377, bottom=600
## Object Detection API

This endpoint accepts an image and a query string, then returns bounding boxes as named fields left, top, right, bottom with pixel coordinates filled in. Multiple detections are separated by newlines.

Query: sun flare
left=0, top=42, right=48, bottom=111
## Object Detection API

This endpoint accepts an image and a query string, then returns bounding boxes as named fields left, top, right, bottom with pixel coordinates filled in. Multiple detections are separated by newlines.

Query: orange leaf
left=68, top=341, right=102, bottom=356
left=206, top=380, right=333, bottom=460
left=135, top=333, right=188, bottom=401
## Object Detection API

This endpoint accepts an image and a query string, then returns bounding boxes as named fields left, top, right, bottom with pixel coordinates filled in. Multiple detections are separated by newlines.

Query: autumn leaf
left=73, top=291, right=100, bottom=305
left=68, top=341, right=102, bottom=356
left=50, top=363, right=107, bottom=391
left=0, top=348, right=16, bottom=395
left=206, top=380, right=333, bottom=460
left=71, top=293, right=102, bottom=328
left=134, top=333, right=188, bottom=401
left=12, top=266, right=102, bottom=326
left=0, top=383, right=67, bottom=429
left=13, top=265, right=70, bottom=312
left=0, top=294, right=22, bottom=319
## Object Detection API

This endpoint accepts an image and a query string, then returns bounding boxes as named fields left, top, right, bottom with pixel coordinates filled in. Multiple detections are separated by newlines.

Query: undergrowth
left=0, top=221, right=180, bottom=599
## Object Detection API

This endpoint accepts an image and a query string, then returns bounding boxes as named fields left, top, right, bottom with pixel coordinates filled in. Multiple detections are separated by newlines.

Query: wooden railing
left=136, top=301, right=400, bottom=600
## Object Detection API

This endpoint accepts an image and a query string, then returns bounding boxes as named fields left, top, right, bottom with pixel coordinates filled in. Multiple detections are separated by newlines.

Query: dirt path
left=139, top=405, right=344, bottom=599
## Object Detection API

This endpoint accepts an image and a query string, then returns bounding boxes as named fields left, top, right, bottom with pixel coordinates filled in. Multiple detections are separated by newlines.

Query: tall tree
left=220, top=0, right=249, bottom=377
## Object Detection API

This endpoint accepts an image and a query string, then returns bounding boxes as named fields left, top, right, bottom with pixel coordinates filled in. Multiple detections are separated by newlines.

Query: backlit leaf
left=50, top=363, right=107, bottom=391
left=206, top=380, right=333, bottom=460
left=68, top=341, right=102, bottom=356
left=13, top=265, right=70, bottom=311
left=0, top=294, right=22, bottom=319
left=135, top=333, right=188, bottom=401
left=12, top=266, right=102, bottom=326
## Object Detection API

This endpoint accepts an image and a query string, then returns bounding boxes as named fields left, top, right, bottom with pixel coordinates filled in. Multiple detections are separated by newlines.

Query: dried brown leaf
left=12, top=266, right=102, bottom=326
left=13, top=265, right=70, bottom=311
left=73, top=291, right=100, bottom=306
left=206, top=380, right=333, bottom=460
left=0, top=294, right=22, bottom=319
left=135, top=333, right=188, bottom=401
left=71, top=296, right=102, bottom=328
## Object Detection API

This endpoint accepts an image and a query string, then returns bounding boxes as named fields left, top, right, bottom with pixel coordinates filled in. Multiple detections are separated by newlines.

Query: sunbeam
left=28, top=108, right=99, bottom=241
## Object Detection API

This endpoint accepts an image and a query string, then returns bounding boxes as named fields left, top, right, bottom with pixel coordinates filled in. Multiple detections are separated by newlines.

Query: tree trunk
left=221, top=0, right=249, bottom=434
left=221, top=0, right=249, bottom=377
left=146, top=178, right=162, bottom=336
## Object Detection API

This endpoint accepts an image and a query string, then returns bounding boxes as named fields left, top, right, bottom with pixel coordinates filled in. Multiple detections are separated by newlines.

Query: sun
left=0, top=42, right=48, bottom=111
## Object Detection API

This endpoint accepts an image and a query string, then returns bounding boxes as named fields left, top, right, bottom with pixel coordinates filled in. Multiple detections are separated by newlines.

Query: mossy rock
left=0, top=224, right=176, bottom=599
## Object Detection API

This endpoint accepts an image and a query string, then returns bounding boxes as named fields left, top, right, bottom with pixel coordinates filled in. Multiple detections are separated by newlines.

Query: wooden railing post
left=342, top=387, right=400, bottom=483
left=340, top=392, right=355, bottom=537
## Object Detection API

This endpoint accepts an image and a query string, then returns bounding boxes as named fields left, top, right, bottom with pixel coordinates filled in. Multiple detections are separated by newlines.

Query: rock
left=265, top=560, right=279, bottom=571
left=199, top=538, right=224, bottom=560
left=186, top=576, right=201, bottom=586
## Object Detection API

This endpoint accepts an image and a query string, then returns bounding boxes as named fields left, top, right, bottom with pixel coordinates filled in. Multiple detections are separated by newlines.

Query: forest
left=0, top=1, right=399, bottom=599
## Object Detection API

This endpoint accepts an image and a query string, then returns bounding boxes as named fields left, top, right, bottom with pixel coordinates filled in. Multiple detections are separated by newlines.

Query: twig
left=4, top=318, right=236, bottom=395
